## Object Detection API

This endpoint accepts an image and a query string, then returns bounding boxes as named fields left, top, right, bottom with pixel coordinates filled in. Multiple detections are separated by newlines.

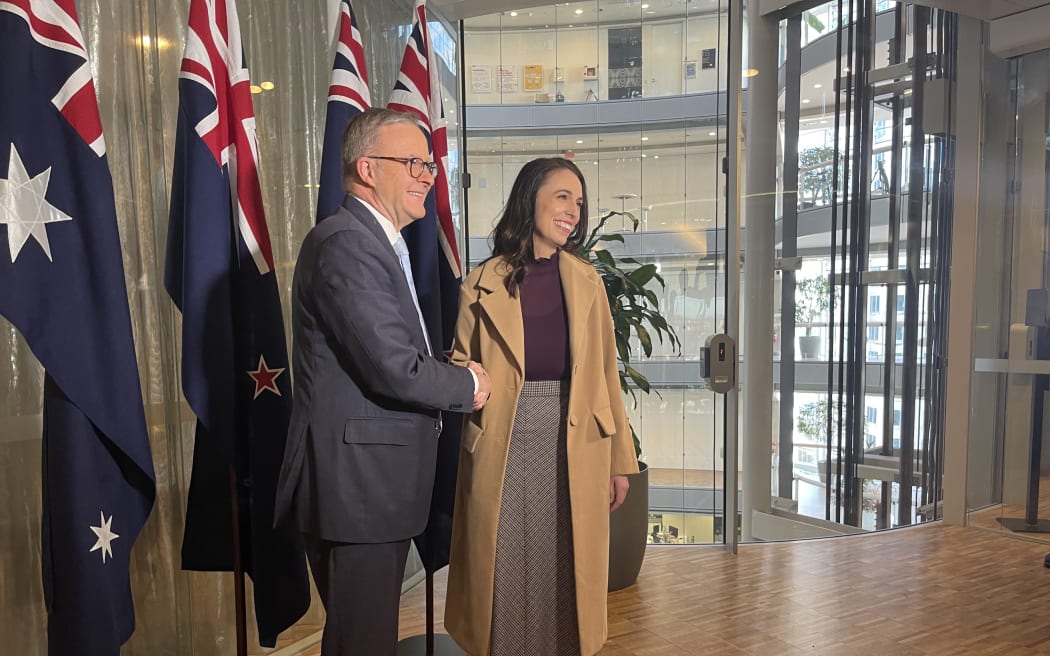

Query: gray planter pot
left=608, top=461, right=649, bottom=592
left=798, top=334, right=822, bottom=360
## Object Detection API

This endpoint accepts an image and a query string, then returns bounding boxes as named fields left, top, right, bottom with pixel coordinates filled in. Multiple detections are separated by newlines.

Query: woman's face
left=532, top=168, right=583, bottom=259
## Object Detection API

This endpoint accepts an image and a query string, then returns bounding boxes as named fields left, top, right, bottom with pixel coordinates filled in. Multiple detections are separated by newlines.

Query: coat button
left=569, top=415, right=578, bottom=426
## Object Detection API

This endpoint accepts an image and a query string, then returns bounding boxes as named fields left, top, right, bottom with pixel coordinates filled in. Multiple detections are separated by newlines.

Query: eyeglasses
left=364, top=155, right=438, bottom=179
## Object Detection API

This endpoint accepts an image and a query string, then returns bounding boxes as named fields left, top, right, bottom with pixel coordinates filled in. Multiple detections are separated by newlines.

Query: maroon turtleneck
left=519, top=250, right=570, bottom=381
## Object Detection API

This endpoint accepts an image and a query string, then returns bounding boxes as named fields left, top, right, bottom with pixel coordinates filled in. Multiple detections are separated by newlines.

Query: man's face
left=368, top=122, right=434, bottom=230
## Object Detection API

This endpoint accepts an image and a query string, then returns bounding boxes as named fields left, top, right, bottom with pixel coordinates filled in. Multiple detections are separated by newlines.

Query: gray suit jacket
left=274, top=196, right=474, bottom=543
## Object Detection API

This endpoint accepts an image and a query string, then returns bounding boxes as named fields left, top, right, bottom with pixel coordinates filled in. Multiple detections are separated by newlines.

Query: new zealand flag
left=165, top=0, right=309, bottom=646
left=317, top=0, right=371, bottom=222
left=388, top=0, right=465, bottom=573
left=0, top=1, right=155, bottom=654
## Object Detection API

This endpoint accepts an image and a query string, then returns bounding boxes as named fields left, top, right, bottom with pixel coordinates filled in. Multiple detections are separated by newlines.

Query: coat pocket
left=342, top=417, right=412, bottom=445
left=593, top=406, right=616, bottom=438
left=462, top=420, right=484, bottom=453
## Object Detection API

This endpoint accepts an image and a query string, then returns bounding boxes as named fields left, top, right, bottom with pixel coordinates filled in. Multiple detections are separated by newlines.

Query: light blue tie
left=393, top=236, right=432, bottom=356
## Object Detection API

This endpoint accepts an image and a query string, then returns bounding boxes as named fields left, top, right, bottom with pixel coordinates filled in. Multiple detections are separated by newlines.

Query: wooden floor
left=266, top=524, right=1050, bottom=655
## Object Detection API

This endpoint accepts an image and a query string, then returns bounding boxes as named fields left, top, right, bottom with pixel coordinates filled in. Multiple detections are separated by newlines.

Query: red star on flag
left=247, top=354, right=285, bottom=399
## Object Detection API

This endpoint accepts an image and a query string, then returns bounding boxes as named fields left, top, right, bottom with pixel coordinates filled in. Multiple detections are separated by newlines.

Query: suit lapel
left=339, top=195, right=428, bottom=354
left=341, top=196, right=398, bottom=261
left=474, top=259, right=525, bottom=376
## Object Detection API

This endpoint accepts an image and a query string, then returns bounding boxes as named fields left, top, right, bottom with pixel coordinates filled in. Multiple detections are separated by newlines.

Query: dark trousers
left=302, top=534, right=411, bottom=656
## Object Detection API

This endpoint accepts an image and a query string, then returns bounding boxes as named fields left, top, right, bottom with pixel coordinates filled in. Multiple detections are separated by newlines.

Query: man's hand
left=467, top=361, right=491, bottom=411
left=609, top=475, right=629, bottom=512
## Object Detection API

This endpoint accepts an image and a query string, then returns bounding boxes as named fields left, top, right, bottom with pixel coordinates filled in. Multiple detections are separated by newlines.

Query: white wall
left=466, top=146, right=724, bottom=238
left=464, top=15, right=727, bottom=105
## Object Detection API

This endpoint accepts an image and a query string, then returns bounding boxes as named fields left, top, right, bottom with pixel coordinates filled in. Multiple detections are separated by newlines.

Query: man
left=274, top=108, right=490, bottom=655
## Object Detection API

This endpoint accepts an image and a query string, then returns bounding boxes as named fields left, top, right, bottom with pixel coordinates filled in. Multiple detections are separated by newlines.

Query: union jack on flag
left=387, top=0, right=465, bottom=573
left=0, top=0, right=155, bottom=653
left=317, top=0, right=371, bottom=222
left=164, top=0, right=308, bottom=646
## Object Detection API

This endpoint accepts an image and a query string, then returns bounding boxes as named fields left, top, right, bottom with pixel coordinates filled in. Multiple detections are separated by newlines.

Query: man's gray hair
left=341, top=108, right=425, bottom=182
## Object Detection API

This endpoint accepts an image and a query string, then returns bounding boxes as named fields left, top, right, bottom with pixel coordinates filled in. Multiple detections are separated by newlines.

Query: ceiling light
left=250, top=85, right=262, bottom=94
left=641, top=3, right=650, bottom=7
left=802, top=98, right=811, bottom=104
left=575, top=8, right=583, bottom=14
left=813, top=83, right=822, bottom=89
left=510, top=11, right=518, bottom=16
left=744, top=68, right=759, bottom=77
left=576, top=140, right=583, bottom=144
left=260, top=81, right=275, bottom=90
left=708, top=131, right=717, bottom=136
left=641, top=136, right=649, bottom=141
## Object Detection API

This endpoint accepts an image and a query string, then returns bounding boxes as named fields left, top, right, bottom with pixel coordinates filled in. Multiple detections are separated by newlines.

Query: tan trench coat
left=443, top=253, right=639, bottom=656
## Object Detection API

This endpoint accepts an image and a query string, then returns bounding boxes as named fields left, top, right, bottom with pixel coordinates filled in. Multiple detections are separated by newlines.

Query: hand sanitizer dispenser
left=703, top=333, right=736, bottom=393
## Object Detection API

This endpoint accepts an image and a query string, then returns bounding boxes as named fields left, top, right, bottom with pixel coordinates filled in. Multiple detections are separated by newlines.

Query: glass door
left=966, top=48, right=1050, bottom=545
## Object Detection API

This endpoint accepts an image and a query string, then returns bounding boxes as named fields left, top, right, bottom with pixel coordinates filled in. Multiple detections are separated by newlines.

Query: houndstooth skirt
left=489, top=379, right=581, bottom=656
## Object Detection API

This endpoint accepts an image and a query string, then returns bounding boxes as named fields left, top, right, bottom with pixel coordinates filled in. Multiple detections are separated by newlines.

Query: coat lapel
left=560, top=252, right=597, bottom=365
left=474, top=259, right=525, bottom=376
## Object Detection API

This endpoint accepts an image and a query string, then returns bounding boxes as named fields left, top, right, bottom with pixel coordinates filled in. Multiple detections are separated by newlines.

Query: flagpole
left=229, top=466, right=248, bottom=656
left=396, top=571, right=463, bottom=655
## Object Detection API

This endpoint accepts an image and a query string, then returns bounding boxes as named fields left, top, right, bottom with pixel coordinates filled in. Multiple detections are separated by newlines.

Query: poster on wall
left=685, top=60, right=697, bottom=79
left=524, top=64, right=543, bottom=91
left=701, top=48, right=717, bottom=69
left=471, top=65, right=492, bottom=93
left=499, top=65, right=519, bottom=93
left=608, top=27, right=642, bottom=99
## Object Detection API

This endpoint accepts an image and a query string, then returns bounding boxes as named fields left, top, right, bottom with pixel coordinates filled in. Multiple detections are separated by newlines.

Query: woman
left=444, top=158, right=639, bottom=656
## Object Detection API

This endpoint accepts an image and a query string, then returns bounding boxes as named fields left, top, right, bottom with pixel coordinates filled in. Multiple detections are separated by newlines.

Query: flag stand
left=229, top=466, right=249, bottom=656
left=396, top=572, right=464, bottom=655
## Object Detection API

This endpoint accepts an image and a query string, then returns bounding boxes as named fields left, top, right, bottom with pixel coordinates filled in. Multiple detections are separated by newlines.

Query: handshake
left=466, top=361, right=491, bottom=412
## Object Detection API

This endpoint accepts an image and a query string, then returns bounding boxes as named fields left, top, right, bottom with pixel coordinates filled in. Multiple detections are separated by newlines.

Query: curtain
left=0, top=0, right=452, bottom=652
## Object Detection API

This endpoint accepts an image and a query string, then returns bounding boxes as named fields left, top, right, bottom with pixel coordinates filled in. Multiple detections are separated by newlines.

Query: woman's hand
left=609, top=475, right=629, bottom=512
left=467, top=361, right=490, bottom=411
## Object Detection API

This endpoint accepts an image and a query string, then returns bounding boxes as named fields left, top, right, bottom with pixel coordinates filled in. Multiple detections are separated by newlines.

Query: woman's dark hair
left=490, top=157, right=589, bottom=296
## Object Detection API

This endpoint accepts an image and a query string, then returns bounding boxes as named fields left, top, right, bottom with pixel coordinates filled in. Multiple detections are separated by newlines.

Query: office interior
left=3, top=0, right=1050, bottom=653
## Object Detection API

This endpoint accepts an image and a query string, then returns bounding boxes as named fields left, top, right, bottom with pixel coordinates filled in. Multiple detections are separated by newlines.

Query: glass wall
left=965, top=47, right=1050, bottom=546
left=767, top=1, right=954, bottom=536
left=463, top=0, right=732, bottom=544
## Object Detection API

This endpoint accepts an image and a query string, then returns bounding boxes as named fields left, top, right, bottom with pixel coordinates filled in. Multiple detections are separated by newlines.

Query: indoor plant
left=795, top=275, right=830, bottom=359
left=798, top=146, right=836, bottom=207
left=582, top=209, right=680, bottom=591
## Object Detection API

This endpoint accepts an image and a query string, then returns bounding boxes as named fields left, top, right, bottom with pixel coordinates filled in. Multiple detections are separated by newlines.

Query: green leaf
left=627, top=263, right=658, bottom=286
left=636, top=325, right=653, bottom=356
left=625, top=365, right=650, bottom=393
left=804, top=11, right=825, bottom=32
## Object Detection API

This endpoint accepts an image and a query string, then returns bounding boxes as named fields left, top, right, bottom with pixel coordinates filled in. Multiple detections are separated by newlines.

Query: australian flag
left=0, top=1, right=156, bottom=654
left=165, top=0, right=309, bottom=646
left=317, top=0, right=371, bottom=222
left=388, top=0, right=465, bottom=573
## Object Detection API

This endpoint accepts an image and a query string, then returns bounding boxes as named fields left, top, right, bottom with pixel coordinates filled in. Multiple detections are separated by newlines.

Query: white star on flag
left=0, top=145, right=73, bottom=263
left=247, top=354, right=285, bottom=399
left=89, top=511, right=120, bottom=564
